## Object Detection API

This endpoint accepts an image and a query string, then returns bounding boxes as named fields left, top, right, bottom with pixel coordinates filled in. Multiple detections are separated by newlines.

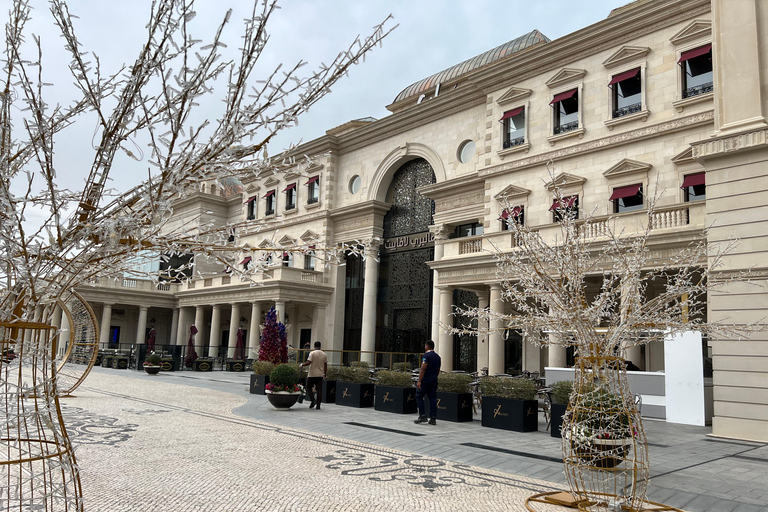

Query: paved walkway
left=66, top=367, right=768, bottom=511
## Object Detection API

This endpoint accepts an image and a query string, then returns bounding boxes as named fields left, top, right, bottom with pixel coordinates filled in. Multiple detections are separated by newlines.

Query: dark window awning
left=549, top=196, right=577, bottom=211
left=283, top=183, right=296, bottom=192
left=609, top=184, right=642, bottom=201
left=241, top=257, right=252, bottom=265
left=264, top=190, right=275, bottom=198
left=306, top=176, right=319, bottom=185
left=244, top=195, right=258, bottom=204
left=550, top=89, right=577, bottom=105
left=681, top=172, right=705, bottom=188
left=608, top=68, right=640, bottom=86
left=499, top=107, right=524, bottom=122
left=679, top=44, right=711, bottom=63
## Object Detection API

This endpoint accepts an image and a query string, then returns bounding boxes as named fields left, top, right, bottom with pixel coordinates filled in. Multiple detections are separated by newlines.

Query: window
left=500, top=107, right=525, bottom=148
left=499, top=206, right=524, bottom=230
left=265, top=190, right=276, bottom=216
left=304, top=249, right=316, bottom=271
left=457, top=140, right=476, bottom=163
left=610, top=68, right=641, bottom=118
left=283, top=183, right=296, bottom=210
left=282, top=252, right=292, bottom=267
left=550, top=196, right=579, bottom=222
left=241, top=256, right=252, bottom=271
left=610, top=184, right=643, bottom=213
left=682, top=172, right=705, bottom=202
left=307, top=176, right=319, bottom=204
left=679, top=44, right=713, bottom=99
left=349, top=175, right=361, bottom=195
left=454, top=222, right=484, bottom=238
left=245, top=195, right=257, bottom=220
left=550, top=89, right=579, bottom=134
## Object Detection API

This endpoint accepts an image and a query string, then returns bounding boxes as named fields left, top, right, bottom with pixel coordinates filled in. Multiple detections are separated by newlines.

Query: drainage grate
left=461, top=442, right=563, bottom=463
left=345, top=422, right=426, bottom=437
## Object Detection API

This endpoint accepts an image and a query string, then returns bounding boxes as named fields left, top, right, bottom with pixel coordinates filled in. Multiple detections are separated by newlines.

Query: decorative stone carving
left=545, top=173, right=587, bottom=191
left=546, top=68, right=587, bottom=88
left=602, top=158, right=652, bottom=179
left=602, top=46, right=651, bottom=69
left=691, top=128, right=768, bottom=159
left=435, top=193, right=484, bottom=213
left=429, top=224, right=451, bottom=241
left=497, top=87, right=533, bottom=106
left=669, top=19, right=711, bottom=46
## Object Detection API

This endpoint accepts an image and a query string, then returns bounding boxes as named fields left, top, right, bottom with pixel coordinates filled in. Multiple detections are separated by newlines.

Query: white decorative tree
left=0, top=1, right=393, bottom=509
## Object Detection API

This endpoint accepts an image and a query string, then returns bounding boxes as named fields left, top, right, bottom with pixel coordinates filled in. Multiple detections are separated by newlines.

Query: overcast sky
left=9, top=0, right=632, bottom=199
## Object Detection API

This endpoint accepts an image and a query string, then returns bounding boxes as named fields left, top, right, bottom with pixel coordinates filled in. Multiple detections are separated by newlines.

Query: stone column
left=248, top=302, right=262, bottom=359
left=274, top=301, right=286, bottom=325
left=438, top=287, right=454, bottom=371
left=99, top=303, right=113, bottom=347
left=176, top=307, right=187, bottom=346
left=209, top=305, right=222, bottom=358
left=312, top=304, right=327, bottom=343
left=429, top=224, right=450, bottom=344
left=136, top=306, right=148, bottom=345
left=548, top=335, right=567, bottom=368
left=360, top=240, right=380, bottom=365
left=488, top=284, right=505, bottom=375
left=169, top=308, right=179, bottom=346
left=194, top=306, right=205, bottom=350
left=476, top=290, right=490, bottom=373
left=227, top=303, right=241, bottom=358
left=290, top=305, right=300, bottom=348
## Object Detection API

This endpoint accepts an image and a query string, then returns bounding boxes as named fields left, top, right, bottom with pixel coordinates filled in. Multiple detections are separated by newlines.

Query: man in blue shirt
left=414, top=340, right=441, bottom=425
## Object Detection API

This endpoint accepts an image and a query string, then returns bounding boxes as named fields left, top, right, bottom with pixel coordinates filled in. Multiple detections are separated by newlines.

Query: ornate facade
left=77, top=0, right=768, bottom=442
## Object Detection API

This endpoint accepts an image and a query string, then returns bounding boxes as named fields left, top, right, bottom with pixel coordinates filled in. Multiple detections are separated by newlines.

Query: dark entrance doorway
left=453, top=289, right=478, bottom=373
left=505, top=329, right=523, bottom=375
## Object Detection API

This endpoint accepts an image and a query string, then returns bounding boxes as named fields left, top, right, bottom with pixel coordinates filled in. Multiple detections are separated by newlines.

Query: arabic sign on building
left=382, top=232, right=435, bottom=253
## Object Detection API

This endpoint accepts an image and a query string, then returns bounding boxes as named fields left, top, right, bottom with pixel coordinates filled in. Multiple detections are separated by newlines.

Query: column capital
left=429, top=223, right=451, bottom=241
left=139, top=306, right=149, bottom=312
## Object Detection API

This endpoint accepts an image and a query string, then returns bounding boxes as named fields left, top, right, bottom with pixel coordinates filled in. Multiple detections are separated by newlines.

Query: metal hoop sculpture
left=524, top=491, right=684, bottom=511
left=0, top=319, right=84, bottom=511
left=55, top=291, right=100, bottom=395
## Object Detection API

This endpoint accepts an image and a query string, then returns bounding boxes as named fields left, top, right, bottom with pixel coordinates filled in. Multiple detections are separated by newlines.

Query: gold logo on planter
left=161, top=362, right=171, bottom=370
left=526, top=407, right=534, bottom=417
left=383, top=392, right=393, bottom=403
left=364, top=391, right=371, bottom=398
left=199, top=362, right=210, bottom=371
left=329, top=387, right=335, bottom=394
left=406, top=395, right=414, bottom=402
left=233, top=363, right=243, bottom=371
left=461, top=400, right=469, bottom=409
left=343, top=388, right=351, bottom=398
left=493, top=405, right=508, bottom=418
left=437, top=398, right=446, bottom=410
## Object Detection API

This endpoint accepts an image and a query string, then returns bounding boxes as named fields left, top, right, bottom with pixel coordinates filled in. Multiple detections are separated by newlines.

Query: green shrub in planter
left=144, top=352, right=162, bottom=366
left=551, top=380, right=573, bottom=405
left=392, top=362, right=411, bottom=372
left=350, top=360, right=370, bottom=369
left=376, top=370, right=413, bottom=388
left=252, top=361, right=275, bottom=375
left=337, top=366, right=370, bottom=384
left=268, top=364, right=299, bottom=390
left=480, top=377, right=537, bottom=400
left=437, top=373, right=472, bottom=394
left=326, top=366, right=340, bottom=380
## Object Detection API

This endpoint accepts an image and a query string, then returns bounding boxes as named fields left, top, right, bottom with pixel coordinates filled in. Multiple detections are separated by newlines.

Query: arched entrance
left=377, top=158, right=436, bottom=358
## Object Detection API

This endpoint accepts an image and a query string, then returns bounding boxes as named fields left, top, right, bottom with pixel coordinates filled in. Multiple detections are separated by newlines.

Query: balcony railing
left=265, top=208, right=275, bottom=216
left=554, top=120, right=579, bottom=135
left=285, top=203, right=296, bottom=211
left=458, top=237, right=483, bottom=255
left=503, top=136, right=526, bottom=149
left=307, top=196, right=319, bottom=205
left=651, top=205, right=690, bottom=230
left=682, top=81, right=713, bottom=99
left=612, top=102, right=642, bottom=119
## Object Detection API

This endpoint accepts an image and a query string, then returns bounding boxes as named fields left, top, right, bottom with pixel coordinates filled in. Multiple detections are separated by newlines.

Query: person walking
left=414, top=340, right=441, bottom=425
left=300, top=341, right=327, bottom=410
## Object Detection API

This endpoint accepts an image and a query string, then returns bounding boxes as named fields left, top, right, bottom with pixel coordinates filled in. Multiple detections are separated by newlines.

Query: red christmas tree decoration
left=258, top=307, right=288, bottom=364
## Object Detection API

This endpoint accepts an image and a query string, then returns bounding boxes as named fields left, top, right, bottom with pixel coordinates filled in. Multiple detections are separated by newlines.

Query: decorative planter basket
left=266, top=391, right=301, bottom=410
left=144, top=365, right=162, bottom=375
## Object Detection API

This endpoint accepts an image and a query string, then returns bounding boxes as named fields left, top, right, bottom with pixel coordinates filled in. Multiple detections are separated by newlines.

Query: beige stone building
left=77, top=0, right=768, bottom=442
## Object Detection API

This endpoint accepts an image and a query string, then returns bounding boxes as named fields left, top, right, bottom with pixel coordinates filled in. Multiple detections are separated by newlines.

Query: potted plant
left=374, top=370, right=416, bottom=414
left=323, top=366, right=339, bottom=404
left=336, top=366, right=374, bottom=408
left=250, top=361, right=275, bottom=395
left=564, top=387, right=635, bottom=469
left=436, top=373, right=473, bottom=422
left=193, top=357, right=214, bottom=372
left=480, top=377, right=539, bottom=432
left=143, top=352, right=162, bottom=375
left=265, top=363, right=303, bottom=410
left=111, top=353, right=129, bottom=369
left=550, top=380, right=573, bottom=439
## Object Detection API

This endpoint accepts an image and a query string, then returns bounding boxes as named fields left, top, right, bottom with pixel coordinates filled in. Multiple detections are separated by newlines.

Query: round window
left=458, top=140, right=476, bottom=164
left=349, top=175, right=362, bottom=195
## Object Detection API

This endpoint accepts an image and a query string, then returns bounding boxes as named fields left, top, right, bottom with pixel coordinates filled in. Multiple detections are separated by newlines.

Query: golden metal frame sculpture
left=54, top=291, right=100, bottom=396
left=525, top=491, right=684, bottom=511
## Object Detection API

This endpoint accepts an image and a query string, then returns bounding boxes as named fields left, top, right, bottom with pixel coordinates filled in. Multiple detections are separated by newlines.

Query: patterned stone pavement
left=64, top=370, right=566, bottom=512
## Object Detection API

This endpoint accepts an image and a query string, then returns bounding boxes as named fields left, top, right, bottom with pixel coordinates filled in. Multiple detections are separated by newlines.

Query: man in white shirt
left=300, top=341, right=327, bottom=410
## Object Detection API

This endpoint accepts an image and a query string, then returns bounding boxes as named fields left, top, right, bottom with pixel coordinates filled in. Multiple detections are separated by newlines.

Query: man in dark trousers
left=414, top=340, right=441, bottom=425
left=300, top=341, right=327, bottom=410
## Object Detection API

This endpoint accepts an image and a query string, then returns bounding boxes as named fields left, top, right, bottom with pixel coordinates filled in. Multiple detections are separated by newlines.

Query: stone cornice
left=479, top=111, right=713, bottom=178
left=691, top=128, right=768, bottom=160
left=417, top=174, right=484, bottom=201
left=329, top=200, right=391, bottom=221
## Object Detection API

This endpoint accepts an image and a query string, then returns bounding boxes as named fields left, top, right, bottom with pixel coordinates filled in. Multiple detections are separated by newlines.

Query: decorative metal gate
left=453, top=289, right=478, bottom=373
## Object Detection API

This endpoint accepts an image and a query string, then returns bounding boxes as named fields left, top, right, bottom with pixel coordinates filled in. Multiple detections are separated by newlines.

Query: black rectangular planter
left=111, top=356, right=129, bottom=370
left=375, top=385, right=417, bottom=414
left=250, top=374, right=269, bottom=395
left=160, top=357, right=177, bottom=371
left=481, top=397, right=538, bottom=432
left=550, top=403, right=568, bottom=438
left=336, top=381, right=375, bottom=408
left=435, top=392, right=474, bottom=422
left=101, top=355, right=113, bottom=368
left=322, top=380, right=336, bottom=404
left=226, top=359, right=247, bottom=372
left=193, top=358, right=214, bottom=372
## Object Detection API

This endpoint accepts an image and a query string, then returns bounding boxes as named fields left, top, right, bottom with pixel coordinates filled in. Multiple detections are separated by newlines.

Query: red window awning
left=549, top=196, right=577, bottom=211
left=306, top=176, right=319, bottom=185
left=681, top=172, right=705, bottom=188
left=499, top=210, right=510, bottom=220
left=608, top=68, right=640, bottom=86
left=240, top=257, right=251, bottom=265
left=499, top=107, right=524, bottom=122
left=609, top=184, right=642, bottom=201
left=283, top=183, right=296, bottom=192
left=244, top=195, right=258, bottom=204
left=550, top=89, right=577, bottom=105
left=499, top=206, right=523, bottom=220
left=679, top=44, right=711, bottom=63
left=264, top=190, right=275, bottom=198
